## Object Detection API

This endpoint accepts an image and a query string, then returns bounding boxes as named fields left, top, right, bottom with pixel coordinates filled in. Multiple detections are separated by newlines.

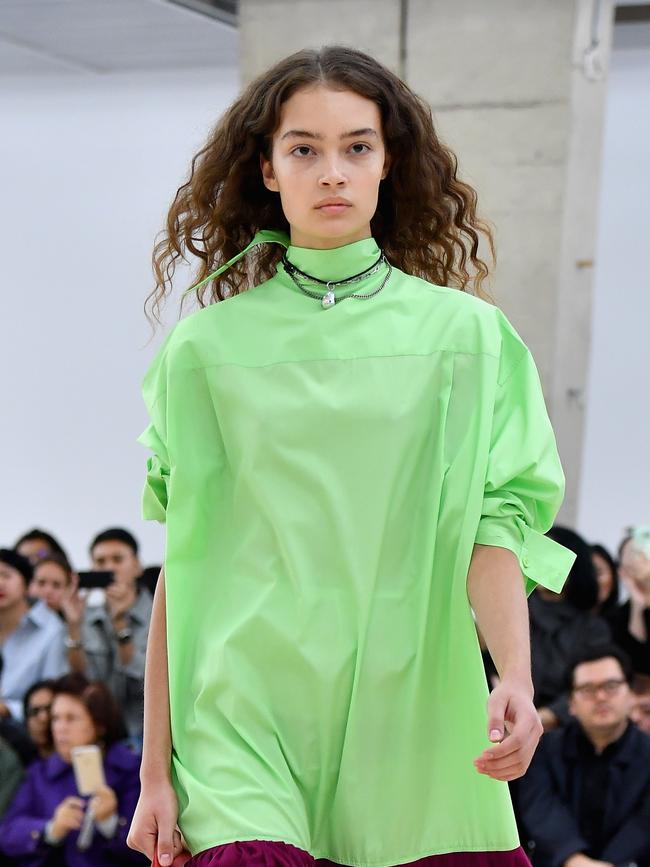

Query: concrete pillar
left=239, top=0, right=615, bottom=525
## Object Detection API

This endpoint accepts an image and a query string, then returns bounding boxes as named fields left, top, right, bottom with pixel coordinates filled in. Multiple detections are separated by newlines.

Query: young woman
left=128, top=46, right=575, bottom=867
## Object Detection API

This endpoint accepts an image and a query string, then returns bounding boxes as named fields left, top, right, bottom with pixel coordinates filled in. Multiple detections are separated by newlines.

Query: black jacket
left=518, top=720, right=650, bottom=867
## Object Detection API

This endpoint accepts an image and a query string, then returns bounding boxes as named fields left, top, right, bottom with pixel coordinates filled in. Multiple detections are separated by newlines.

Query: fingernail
left=160, top=855, right=172, bottom=866
left=490, top=729, right=502, bottom=740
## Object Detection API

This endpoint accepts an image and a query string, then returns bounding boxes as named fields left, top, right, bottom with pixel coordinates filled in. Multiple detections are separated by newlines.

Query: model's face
left=51, top=694, right=99, bottom=763
left=26, top=687, right=54, bottom=749
left=30, top=562, right=69, bottom=611
left=0, top=562, right=27, bottom=611
left=91, top=540, right=141, bottom=588
left=591, top=551, right=614, bottom=604
left=569, top=657, right=632, bottom=736
left=261, top=85, right=390, bottom=250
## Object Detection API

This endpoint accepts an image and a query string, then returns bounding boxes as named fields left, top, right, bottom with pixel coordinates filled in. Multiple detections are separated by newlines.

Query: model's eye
left=350, top=143, right=371, bottom=154
left=291, top=146, right=314, bottom=157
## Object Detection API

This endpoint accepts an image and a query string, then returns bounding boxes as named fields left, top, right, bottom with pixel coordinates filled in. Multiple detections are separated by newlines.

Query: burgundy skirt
left=185, top=839, right=531, bottom=867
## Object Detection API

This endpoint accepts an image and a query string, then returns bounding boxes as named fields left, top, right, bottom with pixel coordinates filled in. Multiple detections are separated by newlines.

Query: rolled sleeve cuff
left=475, top=515, right=576, bottom=596
left=142, top=454, right=168, bottom=523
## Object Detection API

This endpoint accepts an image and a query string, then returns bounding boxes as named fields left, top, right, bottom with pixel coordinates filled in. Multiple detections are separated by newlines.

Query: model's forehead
left=277, top=86, right=381, bottom=134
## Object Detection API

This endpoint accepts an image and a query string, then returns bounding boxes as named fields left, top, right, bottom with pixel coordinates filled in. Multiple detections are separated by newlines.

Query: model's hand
left=473, top=679, right=543, bottom=781
left=127, top=778, right=187, bottom=866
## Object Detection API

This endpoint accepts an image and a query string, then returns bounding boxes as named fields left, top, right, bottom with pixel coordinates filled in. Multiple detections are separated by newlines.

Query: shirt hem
left=188, top=835, right=523, bottom=867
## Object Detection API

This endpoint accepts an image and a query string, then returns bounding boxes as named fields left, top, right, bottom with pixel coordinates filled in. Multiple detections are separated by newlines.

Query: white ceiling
left=0, top=0, right=238, bottom=76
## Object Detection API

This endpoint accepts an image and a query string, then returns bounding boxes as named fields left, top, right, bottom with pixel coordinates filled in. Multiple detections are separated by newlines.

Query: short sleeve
left=474, top=330, right=576, bottom=596
left=137, top=333, right=173, bottom=524
left=137, top=418, right=169, bottom=523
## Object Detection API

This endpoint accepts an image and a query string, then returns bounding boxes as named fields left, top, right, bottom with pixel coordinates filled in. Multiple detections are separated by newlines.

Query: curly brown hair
left=147, top=45, right=494, bottom=324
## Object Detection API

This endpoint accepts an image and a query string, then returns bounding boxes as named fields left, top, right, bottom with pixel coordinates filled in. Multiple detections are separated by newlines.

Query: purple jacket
left=0, top=741, right=148, bottom=866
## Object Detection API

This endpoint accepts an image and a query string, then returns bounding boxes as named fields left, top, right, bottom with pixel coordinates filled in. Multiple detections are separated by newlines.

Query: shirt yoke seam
left=147, top=347, right=501, bottom=408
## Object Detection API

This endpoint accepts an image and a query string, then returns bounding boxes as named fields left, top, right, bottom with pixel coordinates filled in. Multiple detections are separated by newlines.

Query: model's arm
left=127, top=569, right=185, bottom=866
left=467, top=544, right=543, bottom=782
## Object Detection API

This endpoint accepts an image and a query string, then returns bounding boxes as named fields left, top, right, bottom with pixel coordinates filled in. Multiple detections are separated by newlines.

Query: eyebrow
left=279, top=128, right=378, bottom=142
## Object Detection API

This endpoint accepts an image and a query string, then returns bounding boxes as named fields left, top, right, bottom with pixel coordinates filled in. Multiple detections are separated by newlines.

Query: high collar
left=278, top=236, right=382, bottom=286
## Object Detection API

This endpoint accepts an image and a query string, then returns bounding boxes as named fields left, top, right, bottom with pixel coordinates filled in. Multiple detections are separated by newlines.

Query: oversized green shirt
left=138, top=235, right=575, bottom=865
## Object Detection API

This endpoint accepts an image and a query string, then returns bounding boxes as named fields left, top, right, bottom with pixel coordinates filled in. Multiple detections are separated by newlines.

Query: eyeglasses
left=26, top=703, right=52, bottom=718
left=572, top=678, right=627, bottom=699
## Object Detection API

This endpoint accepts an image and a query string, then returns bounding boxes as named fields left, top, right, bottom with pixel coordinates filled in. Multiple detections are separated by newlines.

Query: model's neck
left=289, top=225, right=372, bottom=250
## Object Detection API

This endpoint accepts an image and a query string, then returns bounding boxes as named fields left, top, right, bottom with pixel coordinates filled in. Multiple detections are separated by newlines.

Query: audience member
left=23, top=680, right=56, bottom=760
left=608, top=528, right=650, bottom=674
left=28, top=554, right=74, bottom=617
left=0, top=549, right=67, bottom=721
left=62, top=528, right=152, bottom=740
left=518, top=645, right=650, bottom=867
left=14, top=528, right=70, bottom=568
left=0, top=673, right=147, bottom=866
left=590, top=543, right=620, bottom=619
left=531, top=527, right=611, bottom=729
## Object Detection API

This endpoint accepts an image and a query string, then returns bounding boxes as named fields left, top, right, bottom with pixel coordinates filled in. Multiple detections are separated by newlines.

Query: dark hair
left=32, top=553, right=74, bottom=584
left=564, top=643, right=634, bottom=692
left=51, top=673, right=127, bottom=748
left=14, top=528, right=69, bottom=564
left=618, top=531, right=634, bottom=562
left=147, top=45, right=495, bottom=323
left=590, top=543, right=619, bottom=615
left=23, top=679, right=56, bottom=723
left=90, top=527, right=139, bottom=557
left=546, top=526, right=599, bottom=611
left=0, top=548, right=33, bottom=587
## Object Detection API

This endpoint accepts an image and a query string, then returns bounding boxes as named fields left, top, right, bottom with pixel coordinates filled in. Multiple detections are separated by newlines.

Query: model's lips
left=315, top=197, right=352, bottom=212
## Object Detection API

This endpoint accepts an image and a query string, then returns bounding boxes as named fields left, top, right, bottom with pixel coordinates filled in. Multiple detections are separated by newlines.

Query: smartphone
left=77, top=570, right=114, bottom=589
left=71, top=745, right=105, bottom=795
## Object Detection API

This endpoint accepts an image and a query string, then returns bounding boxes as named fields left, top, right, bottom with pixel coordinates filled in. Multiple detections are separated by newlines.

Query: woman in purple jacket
left=0, top=673, right=147, bottom=866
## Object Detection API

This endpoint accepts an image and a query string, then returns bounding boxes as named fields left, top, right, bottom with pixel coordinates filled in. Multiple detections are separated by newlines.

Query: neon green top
left=138, top=232, right=575, bottom=866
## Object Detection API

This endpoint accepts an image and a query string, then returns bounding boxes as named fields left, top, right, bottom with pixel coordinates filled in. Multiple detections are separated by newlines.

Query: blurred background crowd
left=0, top=524, right=649, bottom=865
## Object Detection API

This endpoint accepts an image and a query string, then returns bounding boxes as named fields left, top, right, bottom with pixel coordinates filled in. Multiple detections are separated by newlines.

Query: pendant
left=321, top=290, right=336, bottom=308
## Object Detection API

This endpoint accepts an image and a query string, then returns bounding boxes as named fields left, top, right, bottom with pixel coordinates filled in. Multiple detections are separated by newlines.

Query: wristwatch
left=115, top=627, right=133, bottom=645
left=64, top=635, right=83, bottom=651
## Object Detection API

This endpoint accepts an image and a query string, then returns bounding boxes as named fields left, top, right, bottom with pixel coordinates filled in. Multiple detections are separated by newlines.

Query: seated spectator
left=590, top=543, right=620, bottom=619
left=29, top=554, right=74, bottom=618
left=0, top=673, right=147, bottom=866
left=62, top=528, right=152, bottom=741
left=0, top=549, right=67, bottom=721
left=14, top=528, right=70, bottom=568
left=531, top=527, right=611, bottom=729
left=608, top=527, right=650, bottom=674
left=0, top=734, right=23, bottom=819
left=23, top=680, right=56, bottom=760
left=518, top=645, right=650, bottom=867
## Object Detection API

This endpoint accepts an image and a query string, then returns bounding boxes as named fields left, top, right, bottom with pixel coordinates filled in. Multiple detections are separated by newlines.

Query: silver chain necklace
left=281, top=253, right=393, bottom=309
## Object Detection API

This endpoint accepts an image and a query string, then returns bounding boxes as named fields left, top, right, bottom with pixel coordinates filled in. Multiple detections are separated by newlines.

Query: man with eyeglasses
left=518, top=644, right=650, bottom=867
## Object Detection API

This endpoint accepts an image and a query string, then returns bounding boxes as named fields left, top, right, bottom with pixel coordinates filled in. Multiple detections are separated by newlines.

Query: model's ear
left=380, top=153, right=392, bottom=181
left=260, top=153, right=279, bottom=192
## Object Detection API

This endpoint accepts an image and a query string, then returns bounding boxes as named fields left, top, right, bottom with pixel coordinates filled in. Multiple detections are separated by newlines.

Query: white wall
left=1, top=68, right=239, bottom=569
left=577, top=26, right=650, bottom=554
